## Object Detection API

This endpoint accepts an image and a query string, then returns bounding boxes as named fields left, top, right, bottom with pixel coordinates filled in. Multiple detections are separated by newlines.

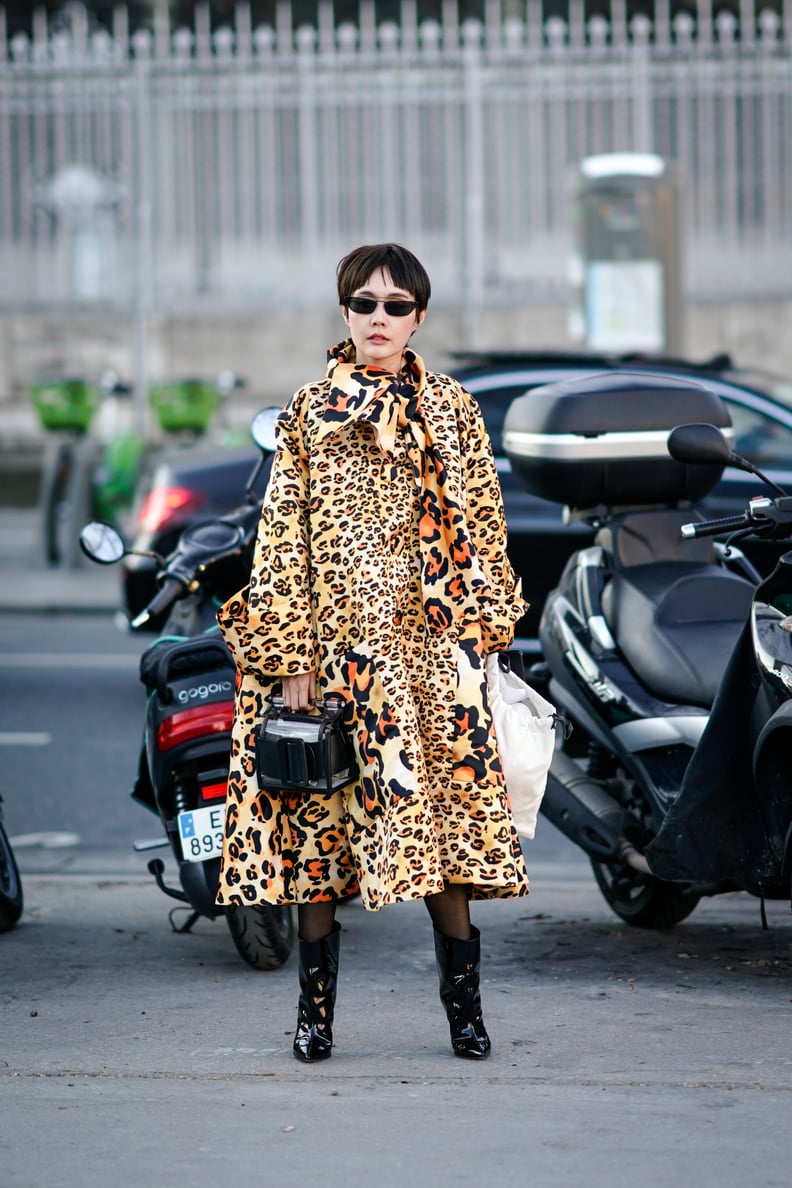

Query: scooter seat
left=601, top=562, right=754, bottom=708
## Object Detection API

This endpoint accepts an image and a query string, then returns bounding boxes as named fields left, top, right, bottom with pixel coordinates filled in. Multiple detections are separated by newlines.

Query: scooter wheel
left=225, top=903, right=296, bottom=970
left=0, top=821, right=23, bottom=933
left=591, top=857, right=699, bottom=929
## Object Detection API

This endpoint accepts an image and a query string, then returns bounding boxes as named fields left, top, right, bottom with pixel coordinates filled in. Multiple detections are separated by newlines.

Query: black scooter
left=80, top=409, right=296, bottom=969
left=504, top=371, right=792, bottom=927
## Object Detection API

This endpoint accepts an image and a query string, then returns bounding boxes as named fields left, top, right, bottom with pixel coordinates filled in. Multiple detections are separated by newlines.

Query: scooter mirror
left=79, top=521, right=126, bottom=564
left=667, top=423, right=733, bottom=467
left=251, top=407, right=280, bottom=453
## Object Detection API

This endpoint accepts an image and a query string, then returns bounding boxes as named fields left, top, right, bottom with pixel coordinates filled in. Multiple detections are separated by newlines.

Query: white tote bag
left=485, top=653, right=560, bottom=840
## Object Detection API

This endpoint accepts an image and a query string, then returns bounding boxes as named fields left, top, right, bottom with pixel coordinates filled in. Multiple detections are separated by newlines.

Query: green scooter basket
left=149, top=380, right=218, bottom=434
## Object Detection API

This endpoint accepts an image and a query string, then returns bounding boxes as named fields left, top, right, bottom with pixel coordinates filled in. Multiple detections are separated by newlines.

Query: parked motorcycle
left=79, top=409, right=296, bottom=969
left=503, top=371, right=792, bottom=927
left=0, top=794, right=23, bottom=932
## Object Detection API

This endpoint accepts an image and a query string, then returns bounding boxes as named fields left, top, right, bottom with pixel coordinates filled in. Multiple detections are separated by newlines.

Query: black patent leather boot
left=293, top=922, right=341, bottom=1063
left=434, top=925, right=491, bottom=1059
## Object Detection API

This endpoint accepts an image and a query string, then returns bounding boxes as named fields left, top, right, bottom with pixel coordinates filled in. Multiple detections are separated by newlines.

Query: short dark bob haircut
left=337, top=243, right=431, bottom=312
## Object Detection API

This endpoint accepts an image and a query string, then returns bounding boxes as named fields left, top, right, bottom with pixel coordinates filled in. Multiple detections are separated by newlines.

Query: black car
left=122, top=351, right=792, bottom=646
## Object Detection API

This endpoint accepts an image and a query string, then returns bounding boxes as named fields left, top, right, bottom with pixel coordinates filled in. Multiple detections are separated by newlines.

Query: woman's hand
left=281, top=671, right=317, bottom=711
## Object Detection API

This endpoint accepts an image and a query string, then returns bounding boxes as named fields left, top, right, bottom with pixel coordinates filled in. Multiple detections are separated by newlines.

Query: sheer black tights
left=297, top=885, right=471, bottom=943
left=423, top=884, right=472, bottom=941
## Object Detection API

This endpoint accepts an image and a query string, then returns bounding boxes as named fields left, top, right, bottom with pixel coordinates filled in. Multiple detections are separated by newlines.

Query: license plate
left=177, top=805, right=225, bottom=863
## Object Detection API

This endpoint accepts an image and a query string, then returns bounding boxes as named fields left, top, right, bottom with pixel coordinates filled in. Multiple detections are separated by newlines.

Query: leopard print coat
left=215, top=342, right=530, bottom=910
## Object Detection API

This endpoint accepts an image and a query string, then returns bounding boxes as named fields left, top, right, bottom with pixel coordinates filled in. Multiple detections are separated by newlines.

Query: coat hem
left=217, top=876, right=530, bottom=913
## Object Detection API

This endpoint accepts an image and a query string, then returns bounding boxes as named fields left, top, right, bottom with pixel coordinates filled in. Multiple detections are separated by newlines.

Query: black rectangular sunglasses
left=344, top=296, right=418, bottom=317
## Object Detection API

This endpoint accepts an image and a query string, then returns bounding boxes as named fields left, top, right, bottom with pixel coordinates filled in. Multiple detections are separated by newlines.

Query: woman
left=216, top=243, right=530, bottom=1062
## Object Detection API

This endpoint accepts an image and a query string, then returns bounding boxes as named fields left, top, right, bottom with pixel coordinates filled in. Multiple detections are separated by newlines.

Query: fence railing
left=0, top=0, right=791, bottom=325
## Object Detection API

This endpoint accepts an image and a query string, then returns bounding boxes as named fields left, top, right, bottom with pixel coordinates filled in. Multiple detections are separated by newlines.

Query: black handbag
left=255, top=695, right=358, bottom=795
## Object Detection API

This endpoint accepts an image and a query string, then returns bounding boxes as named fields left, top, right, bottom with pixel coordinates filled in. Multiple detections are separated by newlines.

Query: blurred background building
left=0, top=0, right=790, bottom=407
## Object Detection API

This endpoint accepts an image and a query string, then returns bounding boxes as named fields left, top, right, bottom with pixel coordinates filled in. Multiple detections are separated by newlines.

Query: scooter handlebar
left=680, top=514, right=750, bottom=539
left=130, top=576, right=185, bottom=630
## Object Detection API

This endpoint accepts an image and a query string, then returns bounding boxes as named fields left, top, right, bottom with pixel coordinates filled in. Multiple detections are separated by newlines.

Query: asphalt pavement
left=2, top=497, right=792, bottom=1188
left=3, top=871, right=791, bottom=1188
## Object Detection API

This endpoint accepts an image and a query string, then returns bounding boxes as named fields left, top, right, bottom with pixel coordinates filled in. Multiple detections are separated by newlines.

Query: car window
left=458, top=382, right=547, bottom=455
left=723, top=398, right=792, bottom=469
left=726, top=369, right=792, bottom=411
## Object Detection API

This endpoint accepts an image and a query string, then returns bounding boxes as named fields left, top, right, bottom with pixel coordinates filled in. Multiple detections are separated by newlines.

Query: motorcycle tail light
left=198, top=766, right=229, bottom=803
left=156, top=700, right=235, bottom=751
left=200, top=779, right=228, bottom=802
left=138, top=485, right=206, bottom=534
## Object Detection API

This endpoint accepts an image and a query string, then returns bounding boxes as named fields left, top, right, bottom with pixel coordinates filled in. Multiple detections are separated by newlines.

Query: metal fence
left=1, top=0, right=791, bottom=324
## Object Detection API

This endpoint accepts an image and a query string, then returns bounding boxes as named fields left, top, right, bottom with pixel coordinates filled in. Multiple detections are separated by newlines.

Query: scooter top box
left=502, top=371, right=733, bottom=510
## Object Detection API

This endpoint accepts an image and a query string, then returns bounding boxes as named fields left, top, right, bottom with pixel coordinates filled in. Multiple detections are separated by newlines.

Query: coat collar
left=317, top=339, right=453, bottom=452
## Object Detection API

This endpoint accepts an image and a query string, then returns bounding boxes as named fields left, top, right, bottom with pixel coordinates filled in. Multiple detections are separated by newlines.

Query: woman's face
left=342, top=267, right=425, bottom=375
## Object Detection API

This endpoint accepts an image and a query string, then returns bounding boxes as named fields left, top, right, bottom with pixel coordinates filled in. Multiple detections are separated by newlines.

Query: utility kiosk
left=569, top=153, right=683, bottom=356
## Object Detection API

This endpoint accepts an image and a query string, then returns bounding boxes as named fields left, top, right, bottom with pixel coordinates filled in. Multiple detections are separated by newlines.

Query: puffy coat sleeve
left=459, top=388, right=530, bottom=653
left=217, top=389, right=318, bottom=677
